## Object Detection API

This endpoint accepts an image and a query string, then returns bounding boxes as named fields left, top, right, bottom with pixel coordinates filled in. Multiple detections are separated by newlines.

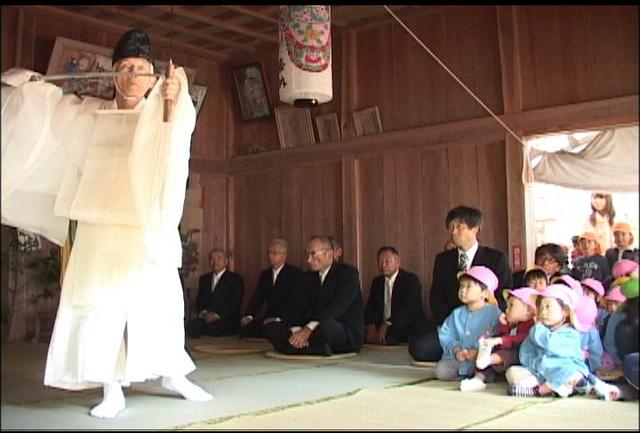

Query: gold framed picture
left=352, top=106, right=383, bottom=137
left=315, top=112, right=341, bottom=143
left=274, top=106, right=315, bottom=149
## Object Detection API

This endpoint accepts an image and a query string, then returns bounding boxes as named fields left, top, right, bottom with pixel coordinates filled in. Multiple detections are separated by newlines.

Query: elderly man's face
left=113, top=57, right=155, bottom=101
left=210, top=252, right=228, bottom=273
left=306, top=239, right=333, bottom=272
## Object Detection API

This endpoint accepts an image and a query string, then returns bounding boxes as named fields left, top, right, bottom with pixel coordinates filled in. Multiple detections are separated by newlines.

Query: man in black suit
left=239, top=238, right=303, bottom=338
left=187, top=248, right=244, bottom=338
left=365, top=246, right=429, bottom=346
left=264, top=235, right=364, bottom=355
left=409, top=205, right=512, bottom=361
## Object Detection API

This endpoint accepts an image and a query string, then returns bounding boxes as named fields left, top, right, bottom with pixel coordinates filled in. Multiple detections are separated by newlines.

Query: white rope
left=382, top=6, right=527, bottom=148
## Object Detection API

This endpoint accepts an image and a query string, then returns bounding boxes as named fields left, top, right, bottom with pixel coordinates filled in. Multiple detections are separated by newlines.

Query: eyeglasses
left=306, top=249, right=329, bottom=259
left=267, top=250, right=285, bottom=255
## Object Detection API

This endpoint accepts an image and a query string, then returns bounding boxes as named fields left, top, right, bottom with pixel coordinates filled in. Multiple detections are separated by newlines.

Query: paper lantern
left=279, top=5, right=332, bottom=106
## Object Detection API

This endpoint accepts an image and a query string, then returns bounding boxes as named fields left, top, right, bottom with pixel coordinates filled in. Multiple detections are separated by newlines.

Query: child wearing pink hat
left=600, top=283, right=629, bottom=373
left=574, top=295, right=604, bottom=372
left=435, top=266, right=502, bottom=382
left=459, top=287, right=537, bottom=392
left=505, top=284, right=620, bottom=400
left=581, top=278, right=609, bottom=337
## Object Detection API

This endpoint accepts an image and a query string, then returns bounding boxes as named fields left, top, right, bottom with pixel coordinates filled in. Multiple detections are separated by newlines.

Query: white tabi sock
left=90, top=382, right=126, bottom=418
left=161, top=376, right=212, bottom=401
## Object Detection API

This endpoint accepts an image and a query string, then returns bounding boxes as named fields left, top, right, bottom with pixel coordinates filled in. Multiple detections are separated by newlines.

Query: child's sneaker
left=475, top=340, right=493, bottom=370
left=507, top=384, right=540, bottom=397
left=460, top=376, right=487, bottom=392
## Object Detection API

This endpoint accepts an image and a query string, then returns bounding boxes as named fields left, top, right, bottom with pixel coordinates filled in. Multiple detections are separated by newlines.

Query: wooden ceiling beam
left=31, top=5, right=227, bottom=62
left=97, top=5, right=256, bottom=53
left=221, top=5, right=279, bottom=25
left=153, top=5, right=278, bottom=44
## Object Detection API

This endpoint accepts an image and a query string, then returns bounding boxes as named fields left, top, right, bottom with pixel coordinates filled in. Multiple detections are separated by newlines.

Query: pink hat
left=612, top=259, right=639, bottom=279
left=580, top=278, right=605, bottom=297
left=574, top=295, right=597, bottom=332
left=605, top=286, right=627, bottom=303
left=458, top=265, right=498, bottom=293
left=538, top=284, right=580, bottom=310
left=503, top=287, right=538, bottom=310
left=553, top=274, right=583, bottom=296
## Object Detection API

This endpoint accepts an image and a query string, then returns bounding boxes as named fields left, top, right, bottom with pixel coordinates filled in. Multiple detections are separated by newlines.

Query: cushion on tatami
left=362, top=343, right=408, bottom=351
left=264, top=350, right=358, bottom=360
left=411, top=360, right=437, bottom=368
left=192, top=336, right=272, bottom=355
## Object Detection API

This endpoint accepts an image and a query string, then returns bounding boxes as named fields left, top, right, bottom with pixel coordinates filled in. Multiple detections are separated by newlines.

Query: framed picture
left=352, top=106, right=383, bottom=137
left=232, top=62, right=272, bottom=121
left=314, top=112, right=341, bottom=143
left=47, top=36, right=115, bottom=99
left=156, top=59, right=197, bottom=89
left=274, top=106, right=315, bottom=149
left=190, top=84, right=208, bottom=117
left=47, top=36, right=197, bottom=99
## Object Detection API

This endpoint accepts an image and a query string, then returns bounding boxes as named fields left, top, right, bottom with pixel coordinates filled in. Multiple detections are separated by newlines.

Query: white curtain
left=523, top=125, right=639, bottom=193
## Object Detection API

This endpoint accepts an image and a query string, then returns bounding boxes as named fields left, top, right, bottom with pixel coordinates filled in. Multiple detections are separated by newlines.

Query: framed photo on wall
left=314, top=112, right=341, bottom=143
left=190, top=84, right=208, bottom=117
left=274, top=106, right=315, bottom=149
left=232, top=62, right=272, bottom=121
left=352, top=106, right=383, bottom=137
left=47, top=36, right=197, bottom=99
left=47, top=36, right=115, bottom=99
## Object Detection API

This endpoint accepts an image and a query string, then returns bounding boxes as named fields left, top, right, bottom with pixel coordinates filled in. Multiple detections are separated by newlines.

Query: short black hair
left=459, top=274, right=488, bottom=291
left=445, top=206, right=483, bottom=229
left=377, top=246, right=399, bottom=258
left=534, top=243, right=567, bottom=267
left=523, top=268, right=548, bottom=286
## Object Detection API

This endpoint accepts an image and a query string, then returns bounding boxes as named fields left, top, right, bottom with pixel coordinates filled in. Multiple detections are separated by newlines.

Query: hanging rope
left=382, top=6, right=526, bottom=148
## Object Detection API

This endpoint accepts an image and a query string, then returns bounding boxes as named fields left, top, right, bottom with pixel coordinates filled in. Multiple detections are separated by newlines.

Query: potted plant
left=26, top=247, right=61, bottom=342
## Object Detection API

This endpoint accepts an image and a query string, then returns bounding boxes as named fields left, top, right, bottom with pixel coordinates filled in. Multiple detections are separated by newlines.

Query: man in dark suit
left=365, top=246, right=429, bottom=346
left=187, top=248, right=244, bottom=338
left=239, top=238, right=303, bottom=338
left=264, top=235, right=364, bottom=355
left=409, top=205, right=512, bottom=362
left=512, top=243, right=567, bottom=288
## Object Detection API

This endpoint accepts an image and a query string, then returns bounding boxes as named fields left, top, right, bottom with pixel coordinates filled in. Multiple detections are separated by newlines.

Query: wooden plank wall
left=2, top=5, right=638, bottom=323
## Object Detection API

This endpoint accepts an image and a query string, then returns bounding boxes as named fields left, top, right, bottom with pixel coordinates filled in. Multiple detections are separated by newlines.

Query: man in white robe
left=1, top=28, right=211, bottom=418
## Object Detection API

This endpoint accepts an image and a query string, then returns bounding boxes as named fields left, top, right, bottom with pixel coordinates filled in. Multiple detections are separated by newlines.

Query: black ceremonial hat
left=112, top=29, right=154, bottom=66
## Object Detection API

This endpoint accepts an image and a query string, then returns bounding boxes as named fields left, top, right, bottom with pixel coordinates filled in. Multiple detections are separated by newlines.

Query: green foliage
left=180, top=228, right=201, bottom=279
left=25, top=248, right=61, bottom=304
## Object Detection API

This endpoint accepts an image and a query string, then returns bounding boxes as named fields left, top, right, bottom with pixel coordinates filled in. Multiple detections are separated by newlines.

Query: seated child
left=551, top=274, right=583, bottom=296
left=600, top=282, right=629, bottom=373
left=523, top=267, right=548, bottom=291
left=571, top=231, right=610, bottom=282
left=505, top=284, right=619, bottom=400
left=581, top=278, right=608, bottom=334
left=435, top=266, right=502, bottom=382
left=616, top=278, right=639, bottom=398
left=459, top=287, right=537, bottom=392
left=574, top=295, right=604, bottom=372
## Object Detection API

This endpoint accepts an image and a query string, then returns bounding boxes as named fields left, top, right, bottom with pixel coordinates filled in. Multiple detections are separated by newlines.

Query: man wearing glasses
left=265, top=235, right=365, bottom=355
left=239, top=238, right=303, bottom=338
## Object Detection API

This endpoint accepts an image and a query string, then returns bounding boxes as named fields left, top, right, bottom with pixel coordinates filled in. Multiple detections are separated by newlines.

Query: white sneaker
left=475, top=342, right=493, bottom=370
left=460, top=377, right=487, bottom=392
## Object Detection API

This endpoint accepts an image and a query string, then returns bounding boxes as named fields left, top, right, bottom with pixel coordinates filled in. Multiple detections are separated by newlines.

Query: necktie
left=272, top=269, right=278, bottom=285
left=384, top=278, right=392, bottom=321
left=458, top=252, right=468, bottom=271
left=212, top=273, right=220, bottom=292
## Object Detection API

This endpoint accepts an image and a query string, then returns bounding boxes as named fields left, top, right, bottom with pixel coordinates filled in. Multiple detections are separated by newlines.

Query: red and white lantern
left=279, top=5, right=332, bottom=106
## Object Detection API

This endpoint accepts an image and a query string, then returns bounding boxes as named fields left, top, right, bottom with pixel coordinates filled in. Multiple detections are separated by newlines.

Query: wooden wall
left=2, top=5, right=638, bottom=325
